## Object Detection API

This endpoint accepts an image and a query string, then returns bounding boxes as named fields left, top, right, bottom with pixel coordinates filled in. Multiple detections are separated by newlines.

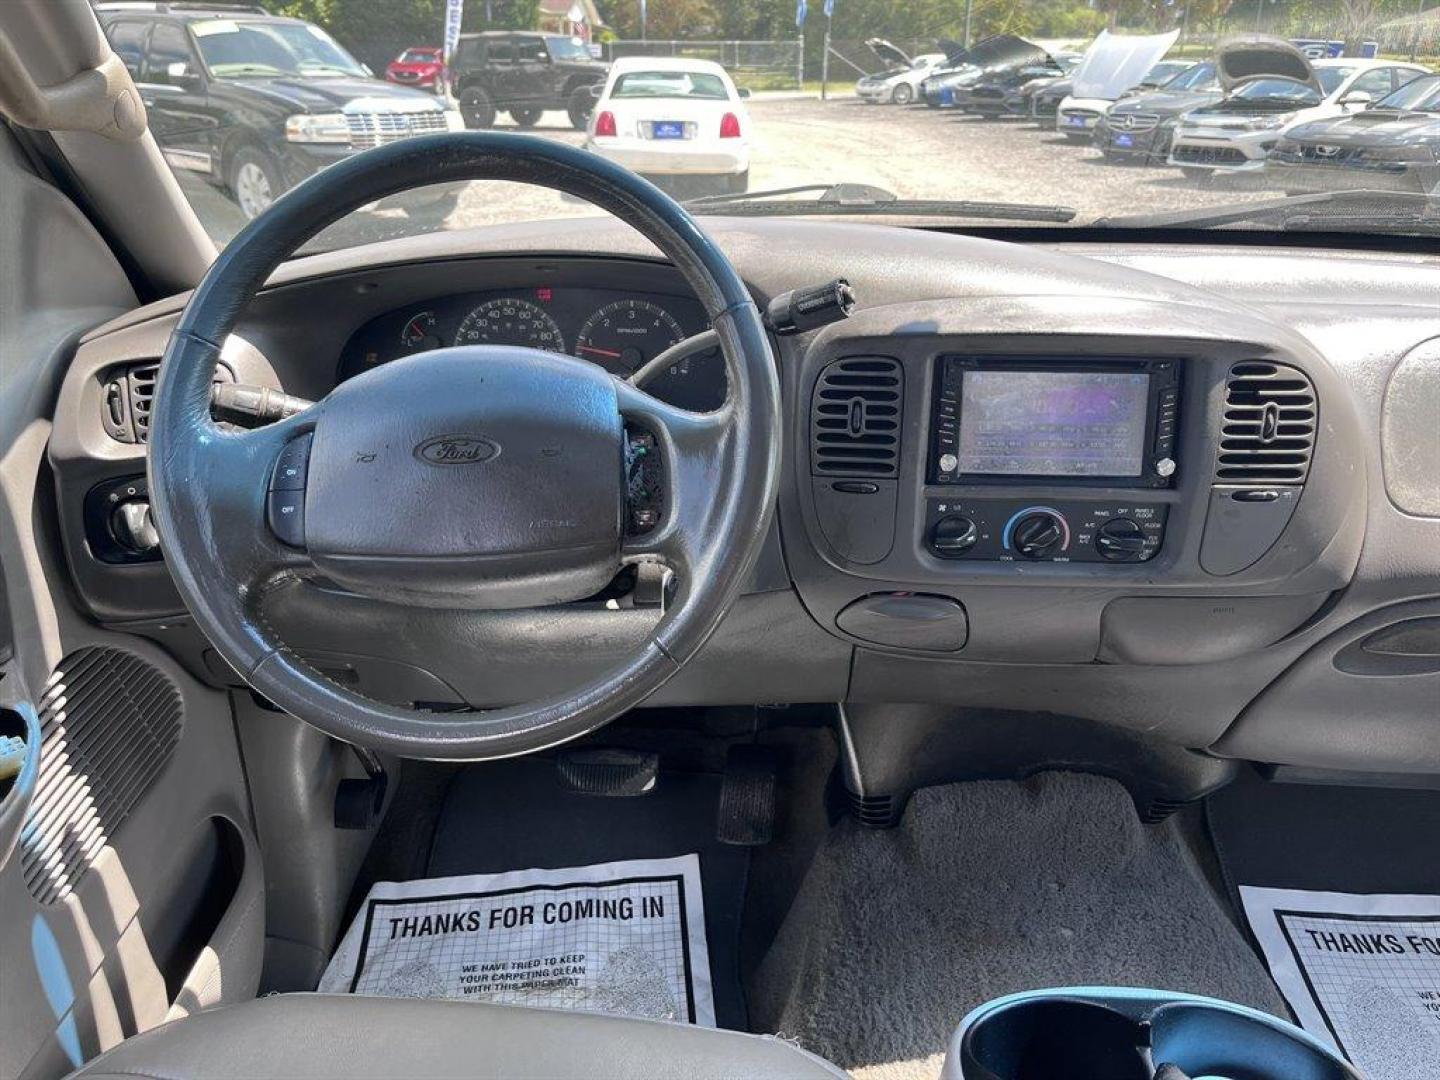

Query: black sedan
left=959, top=61, right=1073, bottom=117
left=1265, top=74, right=1440, bottom=195
left=1093, top=62, right=1220, bottom=163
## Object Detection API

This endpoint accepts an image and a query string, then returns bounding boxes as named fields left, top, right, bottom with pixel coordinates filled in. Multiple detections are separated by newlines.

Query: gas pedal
left=717, top=745, right=778, bottom=847
left=555, top=748, right=659, bottom=797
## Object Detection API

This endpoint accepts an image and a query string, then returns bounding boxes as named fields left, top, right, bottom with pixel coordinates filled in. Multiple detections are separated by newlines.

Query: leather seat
left=70, top=994, right=848, bottom=1079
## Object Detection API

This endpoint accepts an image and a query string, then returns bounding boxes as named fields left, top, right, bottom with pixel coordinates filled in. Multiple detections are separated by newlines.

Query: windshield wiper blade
left=685, top=182, right=1076, bottom=223
left=1097, top=189, right=1440, bottom=233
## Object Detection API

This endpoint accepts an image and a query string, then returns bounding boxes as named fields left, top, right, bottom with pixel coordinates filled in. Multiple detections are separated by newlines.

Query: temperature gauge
left=400, top=310, right=441, bottom=350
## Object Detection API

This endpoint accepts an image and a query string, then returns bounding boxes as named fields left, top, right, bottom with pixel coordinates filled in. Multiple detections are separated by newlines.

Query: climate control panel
left=925, top=498, right=1167, bottom=564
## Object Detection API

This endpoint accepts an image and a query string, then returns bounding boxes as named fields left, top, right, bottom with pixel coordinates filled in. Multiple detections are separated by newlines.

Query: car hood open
left=943, top=34, right=1052, bottom=71
left=1215, top=33, right=1321, bottom=93
left=866, top=38, right=914, bottom=69
left=1071, top=29, right=1181, bottom=101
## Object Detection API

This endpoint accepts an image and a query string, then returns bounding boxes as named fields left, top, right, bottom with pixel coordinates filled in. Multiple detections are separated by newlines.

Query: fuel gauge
left=400, top=310, right=442, bottom=350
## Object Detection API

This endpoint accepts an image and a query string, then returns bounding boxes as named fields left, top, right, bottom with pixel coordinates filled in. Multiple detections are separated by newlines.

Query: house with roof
left=536, top=0, right=607, bottom=42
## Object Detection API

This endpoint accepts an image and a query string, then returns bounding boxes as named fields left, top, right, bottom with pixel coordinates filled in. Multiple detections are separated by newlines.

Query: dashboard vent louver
left=100, top=361, right=159, bottom=445
left=811, top=357, right=903, bottom=478
left=1216, top=361, right=1316, bottom=485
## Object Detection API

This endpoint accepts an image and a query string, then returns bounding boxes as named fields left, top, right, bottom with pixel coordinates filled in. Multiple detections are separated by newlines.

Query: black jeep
left=450, top=31, right=607, bottom=130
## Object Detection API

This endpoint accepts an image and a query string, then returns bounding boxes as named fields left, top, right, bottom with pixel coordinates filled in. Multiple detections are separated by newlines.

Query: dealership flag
left=443, top=0, right=464, bottom=64
left=796, top=0, right=807, bottom=27
left=823, top=0, right=834, bottom=16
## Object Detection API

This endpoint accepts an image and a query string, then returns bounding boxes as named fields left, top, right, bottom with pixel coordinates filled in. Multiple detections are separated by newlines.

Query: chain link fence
left=600, top=39, right=804, bottom=91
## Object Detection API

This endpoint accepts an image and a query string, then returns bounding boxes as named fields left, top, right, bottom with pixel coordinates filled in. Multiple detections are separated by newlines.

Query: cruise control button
left=267, top=490, right=306, bottom=547
left=271, top=433, right=313, bottom=491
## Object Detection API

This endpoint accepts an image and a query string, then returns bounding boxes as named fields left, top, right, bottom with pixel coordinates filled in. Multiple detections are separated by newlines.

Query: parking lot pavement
left=183, top=97, right=1279, bottom=249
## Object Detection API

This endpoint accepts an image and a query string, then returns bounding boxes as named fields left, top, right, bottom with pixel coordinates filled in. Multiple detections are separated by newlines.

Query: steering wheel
left=148, top=133, right=781, bottom=761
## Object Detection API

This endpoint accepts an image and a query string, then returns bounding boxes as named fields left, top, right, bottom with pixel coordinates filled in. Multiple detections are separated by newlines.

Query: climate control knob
left=1095, top=517, right=1148, bottom=561
left=1011, top=511, right=1067, bottom=560
left=931, top=515, right=978, bottom=558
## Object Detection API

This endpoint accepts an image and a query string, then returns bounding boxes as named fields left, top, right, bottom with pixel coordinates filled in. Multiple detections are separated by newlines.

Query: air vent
left=23, top=647, right=184, bottom=904
left=100, top=361, right=158, bottom=444
left=810, top=357, right=903, bottom=478
left=101, top=361, right=233, bottom=444
left=1216, top=361, right=1316, bottom=484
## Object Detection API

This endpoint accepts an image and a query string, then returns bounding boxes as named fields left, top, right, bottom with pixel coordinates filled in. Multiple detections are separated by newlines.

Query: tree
left=262, top=0, right=536, bottom=71
left=597, top=0, right=717, bottom=39
left=1338, top=0, right=1383, bottom=52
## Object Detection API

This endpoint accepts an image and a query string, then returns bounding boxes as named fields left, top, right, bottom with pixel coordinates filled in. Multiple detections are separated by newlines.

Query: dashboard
left=38, top=218, right=1440, bottom=778
left=337, top=285, right=724, bottom=411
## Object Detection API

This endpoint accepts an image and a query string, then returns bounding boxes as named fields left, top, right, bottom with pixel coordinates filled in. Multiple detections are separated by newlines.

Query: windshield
left=133, top=7, right=1440, bottom=251
left=1375, top=73, right=1440, bottom=110
left=610, top=71, right=730, bottom=99
left=1231, top=77, right=1323, bottom=105
left=1316, top=66, right=1357, bottom=95
left=546, top=36, right=592, bottom=62
left=1161, top=61, right=1216, bottom=91
left=193, top=19, right=368, bottom=79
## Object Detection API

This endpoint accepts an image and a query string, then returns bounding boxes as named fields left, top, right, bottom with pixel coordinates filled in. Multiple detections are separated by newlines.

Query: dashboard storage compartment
left=836, top=593, right=967, bottom=652
left=946, top=988, right=1361, bottom=1080
left=1098, top=592, right=1328, bottom=665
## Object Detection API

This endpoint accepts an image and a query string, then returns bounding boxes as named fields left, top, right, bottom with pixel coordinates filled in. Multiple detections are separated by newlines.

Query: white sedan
left=585, top=57, right=751, bottom=196
left=1169, top=54, right=1431, bottom=176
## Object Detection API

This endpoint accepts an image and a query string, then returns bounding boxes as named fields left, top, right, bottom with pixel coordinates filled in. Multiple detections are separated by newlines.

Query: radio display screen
left=956, top=368, right=1151, bottom=478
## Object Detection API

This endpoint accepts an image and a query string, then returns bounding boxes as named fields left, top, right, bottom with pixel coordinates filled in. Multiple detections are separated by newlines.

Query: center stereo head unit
left=930, top=356, right=1180, bottom=488
left=925, top=357, right=1181, bottom=564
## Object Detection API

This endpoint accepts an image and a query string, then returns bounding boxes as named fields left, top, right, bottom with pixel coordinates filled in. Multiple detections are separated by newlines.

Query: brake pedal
left=717, top=745, right=777, bottom=846
left=556, top=748, right=658, bottom=797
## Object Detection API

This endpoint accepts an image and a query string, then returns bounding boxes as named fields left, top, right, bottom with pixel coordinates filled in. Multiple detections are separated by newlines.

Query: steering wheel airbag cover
left=305, top=347, right=624, bottom=608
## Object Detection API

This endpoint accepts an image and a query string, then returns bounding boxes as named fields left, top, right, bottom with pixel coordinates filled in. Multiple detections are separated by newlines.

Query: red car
left=386, top=46, right=445, bottom=91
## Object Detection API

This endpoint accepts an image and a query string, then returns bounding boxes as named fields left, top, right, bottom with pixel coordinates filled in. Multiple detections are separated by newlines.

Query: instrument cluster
left=337, top=285, right=723, bottom=411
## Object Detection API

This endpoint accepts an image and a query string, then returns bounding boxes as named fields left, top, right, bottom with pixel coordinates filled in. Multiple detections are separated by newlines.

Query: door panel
left=0, top=127, right=262, bottom=1080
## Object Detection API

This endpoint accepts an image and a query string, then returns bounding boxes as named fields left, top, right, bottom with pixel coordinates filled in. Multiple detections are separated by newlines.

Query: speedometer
left=454, top=298, right=565, bottom=352
left=575, top=300, right=684, bottom=376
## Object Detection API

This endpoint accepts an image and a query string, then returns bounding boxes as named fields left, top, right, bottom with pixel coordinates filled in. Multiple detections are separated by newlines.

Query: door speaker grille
left=23, top=647, right=184, bottom=904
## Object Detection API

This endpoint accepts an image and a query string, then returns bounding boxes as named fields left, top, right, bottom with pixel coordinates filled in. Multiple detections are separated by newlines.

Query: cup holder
left=962, top=998, right=1150, bottom=1080
left=1149, top=1001, right=1359, bottom=1080
left=949, top=988, right=1364, bottom=1080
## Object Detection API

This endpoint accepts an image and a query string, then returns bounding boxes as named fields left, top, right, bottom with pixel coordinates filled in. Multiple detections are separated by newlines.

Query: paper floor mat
left=320, top=854, right=715, bottom=1026
left=1240, top=885, right=1440, bottom=1079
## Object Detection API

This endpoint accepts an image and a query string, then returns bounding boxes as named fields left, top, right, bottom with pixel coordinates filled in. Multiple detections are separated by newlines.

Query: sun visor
left=1216, top=33, right=1320, bottom=92
left=1071, top=29, right=1181, bottom=101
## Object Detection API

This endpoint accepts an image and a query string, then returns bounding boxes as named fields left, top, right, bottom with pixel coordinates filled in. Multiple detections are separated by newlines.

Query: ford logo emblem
left=415, top=435, right=500, bottom=465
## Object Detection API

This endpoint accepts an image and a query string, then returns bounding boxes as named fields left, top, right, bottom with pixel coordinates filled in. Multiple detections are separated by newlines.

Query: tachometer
left=575, top=300, right=684, bottom=376
left=454, top=298, right=565, bottom=351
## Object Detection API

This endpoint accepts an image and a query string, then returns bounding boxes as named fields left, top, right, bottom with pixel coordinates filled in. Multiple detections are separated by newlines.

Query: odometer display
left=576, top=300, right=684, bottom=376
left=454, top=298, right=565, bottom=351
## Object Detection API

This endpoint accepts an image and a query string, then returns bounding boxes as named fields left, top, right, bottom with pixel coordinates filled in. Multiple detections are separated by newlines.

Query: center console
left=925, top=356, right=1177, bottom=564
left=783, top=295, right=1364, bottom=672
